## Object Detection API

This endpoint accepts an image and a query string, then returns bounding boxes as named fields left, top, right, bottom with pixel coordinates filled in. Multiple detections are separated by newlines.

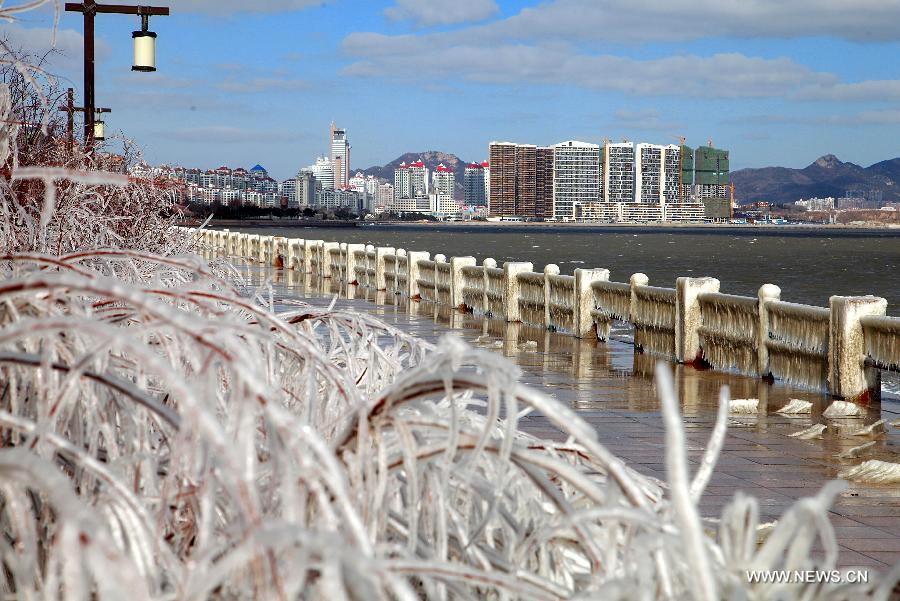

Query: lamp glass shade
left=132, top=31, right=157, bottom=72
left=93, top=120, right=105, bottom=141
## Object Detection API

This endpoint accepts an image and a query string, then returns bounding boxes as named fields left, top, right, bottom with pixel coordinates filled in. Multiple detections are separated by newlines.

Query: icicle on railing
left=860, top=314, right=900, bottom=372
left=516, top=270, right=546, bottom=327
left=766, top=300, right=830, bottom=389
left=547, top=273, right=576, bottom=333
left=698, top=292, right=759, bottom=375
left=434, top=260, right=453, bottom=306
left=632, top=285, right=676, bottom=358
left=416, top=258, right=438, bottom=302
left=485, top=264, right=506, bottom=318
left=590, top=280, right=631, bottom=340
left=460, top=264, right=485, bottom=313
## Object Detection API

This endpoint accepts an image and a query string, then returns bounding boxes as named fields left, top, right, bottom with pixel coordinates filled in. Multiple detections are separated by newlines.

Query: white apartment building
left=280, top=178, right=297, bottom=208
left=296, top=170, right=318, bottom=208
left=663, top=144, right=682, bottom=203
left=552, top=140, right=601, bottom=221
left=604, top=142, right=635, bottom=204
left=635, top=143, right=664, bottom=204
left=393, top=160, right=430, bottom=213
left=308, top=156, right=334, bottom=190
left=374, top=183, right=393, bottom=214
left=431, top=163, right=457, bottom=216
left=464, top=161, right=488, bottom=206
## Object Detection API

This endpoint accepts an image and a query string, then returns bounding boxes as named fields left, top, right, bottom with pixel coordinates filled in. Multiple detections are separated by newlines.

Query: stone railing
left=192, top=227, right=900, bottom=402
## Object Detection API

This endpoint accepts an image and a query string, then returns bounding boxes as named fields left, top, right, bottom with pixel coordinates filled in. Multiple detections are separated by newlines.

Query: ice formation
left=776, top=399, right=813, bottom=415
left=823, top=400, right=865, bottom=418
left=728, top=399, right=760, bottom=414
left=788, top=424, right=827, bottom=439
left=839, top=460, right=900, bottom=484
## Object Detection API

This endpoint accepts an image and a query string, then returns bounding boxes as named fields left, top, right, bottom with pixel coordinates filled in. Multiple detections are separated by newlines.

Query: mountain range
left=731, top=155, right=900, bottom=204
left=357, top=152, right=900, bottom=205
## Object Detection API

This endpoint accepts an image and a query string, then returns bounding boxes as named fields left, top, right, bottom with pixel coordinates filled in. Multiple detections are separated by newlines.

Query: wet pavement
left=262, top=266, right=900, bottom=571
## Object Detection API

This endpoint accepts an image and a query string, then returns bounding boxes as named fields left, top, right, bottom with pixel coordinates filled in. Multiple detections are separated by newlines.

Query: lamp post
left=57, top=88, right=111, bottom=154
left=64, top=3, right=170, bottom=150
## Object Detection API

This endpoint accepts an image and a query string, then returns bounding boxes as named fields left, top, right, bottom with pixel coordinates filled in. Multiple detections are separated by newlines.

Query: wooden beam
left=65, top=3, right=169, bottom=16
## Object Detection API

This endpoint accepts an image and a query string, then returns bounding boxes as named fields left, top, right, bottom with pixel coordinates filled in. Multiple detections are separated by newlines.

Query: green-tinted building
left=694, top=146, right=729, bottom=198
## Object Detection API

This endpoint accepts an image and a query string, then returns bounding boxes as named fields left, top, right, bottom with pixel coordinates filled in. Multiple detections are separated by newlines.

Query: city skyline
left=9, top=0, right=900, bottom=179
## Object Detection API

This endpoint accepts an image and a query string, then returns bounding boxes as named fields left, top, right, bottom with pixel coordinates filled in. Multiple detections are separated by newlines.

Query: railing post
left=258, top=235, right=269, bottom=264
left=406, top=251, right=430, bottom=299
left=450, top=256, right=477, bottom=309
left=575, top=268, right=610, bottom=339
left=346, top=243, right=364, bottom=285
left=757, top=284, right=781, bottom=376
left=304, top=240, right=323, bottom=274
left=543, top=264, right=559, bottom=329
left=375, top=247, right=396, bottom=291
left=286, top=238, right=297, bottom=270
left=675, top=276, right=720, bottom=364
left=829, top=296, right=887, bottom=402
left=504, top=262, right=534, bottom=323
left=273, top=237, right=285, bottom=268
left=322, top=242, right=340, bottom=279
left=629, top=273, right=649, bottom=323
left=483, top=258, right=496, bottom=315
left=222, top=229, right=231, bottom=254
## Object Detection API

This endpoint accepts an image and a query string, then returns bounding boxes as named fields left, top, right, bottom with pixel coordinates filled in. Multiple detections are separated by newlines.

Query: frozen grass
left=3, top=5, right=900, bottom=598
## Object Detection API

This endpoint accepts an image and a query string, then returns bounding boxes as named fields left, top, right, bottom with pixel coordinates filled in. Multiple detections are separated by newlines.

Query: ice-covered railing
left=435, top=258, right=453, bottom=306
left=461, top=262, right=487, bottom=312
left=861, top=314, right=900, bottom=372
left=767, top=299, right=830, bottom=389
left=416, top=256, right=438, bottom=302
left=632, top=278, right=677, bottom=358
left=699, top=291, right=763, bottom=375
left=200, top=229, right=897, bottom=402
left=547, top=269, right=577, bottom=333
left=516, top=268, right=546, bottom=327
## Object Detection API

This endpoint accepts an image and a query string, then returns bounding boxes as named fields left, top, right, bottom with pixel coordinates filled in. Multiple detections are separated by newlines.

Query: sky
left=8, top=0, right=900, bottom=180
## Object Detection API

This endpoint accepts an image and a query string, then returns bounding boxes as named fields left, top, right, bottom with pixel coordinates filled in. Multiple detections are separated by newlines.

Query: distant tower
left=330, top=122, right=350, bottom=189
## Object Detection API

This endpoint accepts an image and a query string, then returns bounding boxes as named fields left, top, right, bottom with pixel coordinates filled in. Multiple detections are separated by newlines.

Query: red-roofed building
left=465, top=159, right=489, bottom=207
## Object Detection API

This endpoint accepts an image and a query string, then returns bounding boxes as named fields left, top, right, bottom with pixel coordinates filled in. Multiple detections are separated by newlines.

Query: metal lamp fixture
left=132, top=14, right=157, bottom=72
left=93, top=119, right=105, bottom=141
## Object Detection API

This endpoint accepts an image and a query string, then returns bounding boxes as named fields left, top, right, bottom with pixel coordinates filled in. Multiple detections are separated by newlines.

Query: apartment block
left=552, top=141, right=600, bottom=221
left=604, top=142, right=635, bottom=204
left=635, top=143, right=664, bottom=204
left=488, top=142, right=517, bottom=217
left=536, top=147, right=554, bottom=220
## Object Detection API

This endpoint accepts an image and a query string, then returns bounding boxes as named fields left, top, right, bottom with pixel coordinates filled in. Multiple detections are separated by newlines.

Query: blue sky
left=9, top=0, right=900, bottom=180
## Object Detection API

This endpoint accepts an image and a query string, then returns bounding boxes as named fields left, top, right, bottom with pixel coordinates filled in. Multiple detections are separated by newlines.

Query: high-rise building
left=680, top=144, right=695, bottom=202
left=280, top=178, right=297, bottom=208
left=663, top=144, right=681, bottom=204
left=431, top=163, right=457, bottom=215
left=552, top=141, right=600, bottom=221
left=307, top=156, right=334, bottom=190
left=296, top=170, right=318, bottom=207
left=604, top=142, right=635, bottom=204
left=635, top=143, right=664, bottom=204
left=516, top=144, right=537, bottom=218
left=330, top=122, right=351, bottom=189
left=482, top=161, right=490, bottom=207
left=464, top=162, right=487, bottom=206
left=536, top=147, right=554, bottom=220
left=694, top=145, right=729, bottom=199
left=376, top=183, right=394, bottom=213
left=393, top=160, right=430, bottom=213
left=488, top=142, right=517, bottom=217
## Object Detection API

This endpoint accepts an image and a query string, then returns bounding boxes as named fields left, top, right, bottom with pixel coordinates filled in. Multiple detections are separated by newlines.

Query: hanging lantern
left=132, top=15, right=157, bottom=72
left=93, top=119, right=105, bottom=141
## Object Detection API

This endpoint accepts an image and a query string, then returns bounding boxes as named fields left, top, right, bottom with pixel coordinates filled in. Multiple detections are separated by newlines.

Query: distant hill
left=357, top=151, right=470, bottom=198
left=731, top=154, right=900, bottom=204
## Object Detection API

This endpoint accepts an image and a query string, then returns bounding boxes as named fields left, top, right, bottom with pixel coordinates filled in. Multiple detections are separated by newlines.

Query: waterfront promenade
left=265, top=266, right=900, bottom=571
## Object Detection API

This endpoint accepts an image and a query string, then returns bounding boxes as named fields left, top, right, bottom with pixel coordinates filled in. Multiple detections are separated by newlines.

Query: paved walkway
left=269, top=268, right=900, bottom=571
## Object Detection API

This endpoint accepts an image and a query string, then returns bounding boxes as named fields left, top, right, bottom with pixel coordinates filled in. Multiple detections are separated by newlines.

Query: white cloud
left=167, top=0, right=327, bottom=14
left=343, top=34, right=835, bottom=99
left=385, top=0, right=499, bottom=27
left=489, top=0, right=900, bottom=43
left=0, top=23, right=111, bottom=77
left=217, top=77, right=313, bottom=93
